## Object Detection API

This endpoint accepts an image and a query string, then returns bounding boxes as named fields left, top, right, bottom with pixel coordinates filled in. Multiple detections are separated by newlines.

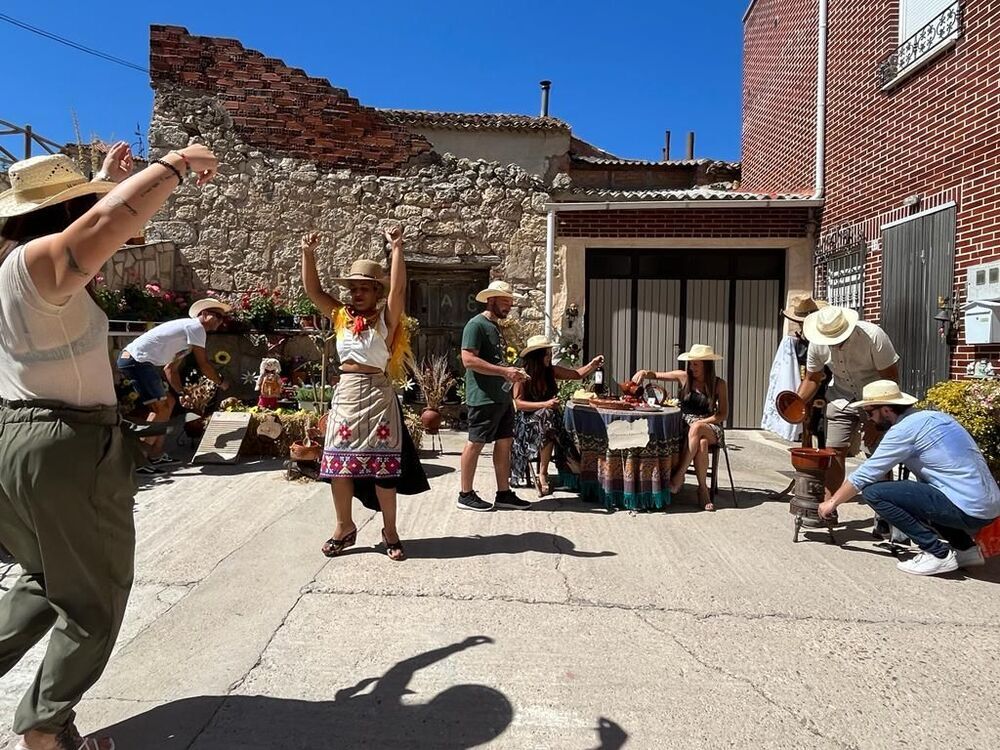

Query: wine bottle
left=593, top=365, right=606, bottom=396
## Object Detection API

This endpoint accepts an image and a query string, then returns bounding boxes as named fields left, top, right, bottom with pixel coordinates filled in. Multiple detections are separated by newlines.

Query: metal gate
left=880, top=204, right=956, bottom=399
left=585, top=250, right=784, bottom=429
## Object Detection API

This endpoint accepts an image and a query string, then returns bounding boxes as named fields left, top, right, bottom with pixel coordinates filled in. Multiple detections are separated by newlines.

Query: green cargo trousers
left=0, top=401, right=139, bottom=735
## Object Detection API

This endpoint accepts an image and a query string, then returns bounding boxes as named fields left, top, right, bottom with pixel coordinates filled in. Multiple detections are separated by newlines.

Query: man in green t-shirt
left=459, top=281, right=529, bottom=511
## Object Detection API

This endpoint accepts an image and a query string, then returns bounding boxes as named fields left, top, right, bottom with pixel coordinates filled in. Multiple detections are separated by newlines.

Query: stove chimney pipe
left=539, top=80, right=551, bottom=117
left=686, top=131, right=695, bottom=160
left=662, top=130, right=671, bottom=161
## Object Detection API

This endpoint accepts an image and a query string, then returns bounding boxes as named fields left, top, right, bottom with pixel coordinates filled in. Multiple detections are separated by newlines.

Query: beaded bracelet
left=171, top=150, right=192, bottom=174
left=154, top=158, right=184, bottom=186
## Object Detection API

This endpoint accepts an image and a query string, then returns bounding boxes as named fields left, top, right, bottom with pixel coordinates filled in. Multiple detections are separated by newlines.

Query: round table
left=563, top=402, right=685, bottom=511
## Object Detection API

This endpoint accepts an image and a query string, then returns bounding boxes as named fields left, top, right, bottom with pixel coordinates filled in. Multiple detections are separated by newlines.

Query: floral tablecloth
left=563, top=402, right=685, bottom=511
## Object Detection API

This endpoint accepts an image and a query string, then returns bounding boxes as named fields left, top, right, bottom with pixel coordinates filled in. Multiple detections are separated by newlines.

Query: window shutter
left=899, top=0, right=952, bottom=42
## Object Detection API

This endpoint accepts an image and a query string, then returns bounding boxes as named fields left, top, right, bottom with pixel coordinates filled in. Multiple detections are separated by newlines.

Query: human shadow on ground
left=100, top=636, right=513, bottom=749
left=418, top=462, right=456, bottom=479
left=346, top=531, right=616, bottom=560
left=590, top=717, right=629, bottom=749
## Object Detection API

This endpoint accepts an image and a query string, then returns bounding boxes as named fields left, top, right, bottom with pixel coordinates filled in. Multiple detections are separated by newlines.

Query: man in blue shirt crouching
left=819, top=380, right=1000, bottom=577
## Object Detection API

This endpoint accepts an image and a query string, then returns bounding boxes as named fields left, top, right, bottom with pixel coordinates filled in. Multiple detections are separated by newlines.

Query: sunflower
left=213, top=350, right=232, bottom=366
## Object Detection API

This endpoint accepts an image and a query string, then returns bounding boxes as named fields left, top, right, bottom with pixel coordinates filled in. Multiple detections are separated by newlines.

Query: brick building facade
left=742, top=0, right=1000, bottom=389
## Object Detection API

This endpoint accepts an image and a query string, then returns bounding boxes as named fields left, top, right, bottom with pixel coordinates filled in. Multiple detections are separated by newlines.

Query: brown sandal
left=321, top=528, right=357, bottom=557
left=382, top=529, right=406, bottom=561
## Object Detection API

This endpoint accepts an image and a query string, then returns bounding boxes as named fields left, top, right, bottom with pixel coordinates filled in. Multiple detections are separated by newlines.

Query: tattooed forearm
left=139, top=174, right=171, bottom=198
left=105, top=195, right=138, bottom=216
left=63, top=247, right=91, bottom=278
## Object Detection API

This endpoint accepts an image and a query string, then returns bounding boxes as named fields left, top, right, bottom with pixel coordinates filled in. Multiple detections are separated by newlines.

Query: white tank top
left=0, top=245, right=116, bottom=406
left=336, top=310, right=391, bottom=371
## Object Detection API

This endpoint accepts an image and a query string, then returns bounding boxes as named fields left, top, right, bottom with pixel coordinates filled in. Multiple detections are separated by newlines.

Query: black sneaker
left=136, top=464, right=164, bottom=475
left=150, top=453, right=180, bottom=466
left=495, top=490, right=530, bottom=510
left=457, top=491, right=494, bottom=512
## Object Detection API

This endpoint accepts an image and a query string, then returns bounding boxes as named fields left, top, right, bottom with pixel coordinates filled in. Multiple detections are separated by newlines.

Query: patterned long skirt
left=510, top=406, right=578, bottom=487
left=320, top=372, right=403, bottom=481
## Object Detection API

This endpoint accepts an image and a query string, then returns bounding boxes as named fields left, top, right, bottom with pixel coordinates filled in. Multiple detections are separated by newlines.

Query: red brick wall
left=557, top=207, right=811, bottom=238
left=818, top=1, right=1000, bottom=375
left=149, top=25, right=431, bottom=173
left=741, top=0, right=819, bottom=194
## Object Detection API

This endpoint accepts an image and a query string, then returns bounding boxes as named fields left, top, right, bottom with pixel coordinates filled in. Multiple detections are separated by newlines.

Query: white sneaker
left=955, top=545, right=985, bottom=568
left=897, top=550, right=959, bottom=576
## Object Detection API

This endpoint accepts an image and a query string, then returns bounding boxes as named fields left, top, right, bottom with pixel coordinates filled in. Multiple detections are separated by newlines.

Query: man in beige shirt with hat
left=796, top=305, right=900, bottom=491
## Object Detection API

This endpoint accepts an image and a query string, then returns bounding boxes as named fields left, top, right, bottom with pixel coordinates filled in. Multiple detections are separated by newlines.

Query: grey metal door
left=588, top=278, right=633, bottom=386
left=732, top=279, right=782, bottom=427
left=881, top=205, right=956, bottom=398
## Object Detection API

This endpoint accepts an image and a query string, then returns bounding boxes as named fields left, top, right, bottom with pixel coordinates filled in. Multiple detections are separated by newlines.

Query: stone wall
left=146, top=85, right=556, bottom=325
left=101, top=241, right=179, bottom=290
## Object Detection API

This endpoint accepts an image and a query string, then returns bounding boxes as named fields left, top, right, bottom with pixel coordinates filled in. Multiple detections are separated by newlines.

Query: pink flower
left=94, top=273, right=105, bottom=285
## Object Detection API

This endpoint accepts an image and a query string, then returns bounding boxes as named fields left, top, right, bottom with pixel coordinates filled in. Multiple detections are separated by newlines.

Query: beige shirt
left=806, top=320, right=899, bottom=404
left=0, top=245, right=116, bottom=406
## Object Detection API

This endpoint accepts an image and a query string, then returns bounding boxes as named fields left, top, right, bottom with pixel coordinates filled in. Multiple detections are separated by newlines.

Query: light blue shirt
left=849, top=409, right=1000, bottom=520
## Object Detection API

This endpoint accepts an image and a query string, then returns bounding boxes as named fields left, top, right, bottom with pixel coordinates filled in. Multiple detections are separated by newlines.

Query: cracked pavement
left=3, top=430, right=999, bottom=748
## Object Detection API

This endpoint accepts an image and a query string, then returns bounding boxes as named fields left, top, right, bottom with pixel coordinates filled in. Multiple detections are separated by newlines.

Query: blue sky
left=2, top=1, right=749, bottom=163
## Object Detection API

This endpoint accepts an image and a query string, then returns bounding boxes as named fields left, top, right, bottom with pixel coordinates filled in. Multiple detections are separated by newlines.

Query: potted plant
left=290, top=296, right=321, bottom=330
left=411, top=355, right=457, bottom=434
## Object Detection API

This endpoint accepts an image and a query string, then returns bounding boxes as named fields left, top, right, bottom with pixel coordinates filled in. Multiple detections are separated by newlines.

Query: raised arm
left=554, top=354, right=604, bottom=381
left=632, top=368, right=686, bottom=384
left=300, top=232, right=341, bottom=317
left=384, top=225, right=406, bottom=338
left=25, top=145, right=217, bottom=304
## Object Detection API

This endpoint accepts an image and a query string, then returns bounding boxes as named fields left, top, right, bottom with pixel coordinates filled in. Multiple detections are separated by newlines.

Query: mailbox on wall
left=964, top=300, right=1000, bottom=344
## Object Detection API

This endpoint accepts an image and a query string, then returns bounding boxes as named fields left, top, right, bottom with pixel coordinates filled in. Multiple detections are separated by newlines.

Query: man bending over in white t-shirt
left=117, top=298, right=231, bottom=472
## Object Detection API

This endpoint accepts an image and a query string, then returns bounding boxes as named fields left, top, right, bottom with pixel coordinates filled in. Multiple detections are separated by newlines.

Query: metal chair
left=686, top=438, right=739, bottom=507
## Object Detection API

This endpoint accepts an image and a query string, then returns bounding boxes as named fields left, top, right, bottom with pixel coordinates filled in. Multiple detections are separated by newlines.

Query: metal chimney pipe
left=662, top=130, right=671, bottom=161
left=539, top=80, right=552, bottom=117
left=686, top=131, right=695, bottom=160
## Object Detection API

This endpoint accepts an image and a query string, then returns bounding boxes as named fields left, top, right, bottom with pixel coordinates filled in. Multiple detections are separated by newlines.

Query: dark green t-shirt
left=462, top=314, right=510, bottom=406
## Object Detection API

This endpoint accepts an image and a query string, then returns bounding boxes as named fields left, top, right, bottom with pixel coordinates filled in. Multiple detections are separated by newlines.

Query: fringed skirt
left=319, top=372, right=428, bottom=510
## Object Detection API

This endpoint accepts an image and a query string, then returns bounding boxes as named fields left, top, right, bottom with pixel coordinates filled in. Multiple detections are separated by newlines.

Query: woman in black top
left=632, top=344, right=728, bottom=511
left=511, top=336, right=602, bottom=496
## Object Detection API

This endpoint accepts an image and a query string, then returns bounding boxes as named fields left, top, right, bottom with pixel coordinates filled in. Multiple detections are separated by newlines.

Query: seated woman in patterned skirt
left=510, top=336, right=603, bottom=496
left=632, top=344, right=728, bottom=511
left=300, top=225, right=428, bottom=561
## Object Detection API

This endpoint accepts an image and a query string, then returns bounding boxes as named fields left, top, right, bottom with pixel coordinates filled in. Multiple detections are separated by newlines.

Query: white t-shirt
left=0, top=245, right=116, bottom=406
left=125, top=318, right=207, bottom=366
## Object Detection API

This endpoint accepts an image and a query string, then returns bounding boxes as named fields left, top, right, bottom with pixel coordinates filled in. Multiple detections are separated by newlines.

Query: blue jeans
left=116, top=357, right=167, bottom=404
left=862, top=481, right=993, bottom=557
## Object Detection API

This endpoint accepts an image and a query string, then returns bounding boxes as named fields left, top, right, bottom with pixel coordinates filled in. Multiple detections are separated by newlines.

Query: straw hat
left=332, top=259, right=387, bottom=288
left=802, top=305, right=859, bottom=346
left=0, top=154, right=114, bottom=219
left=189, top=298, right=232, bottom=318
left=782, top=294, right=828, bottom=322
left=848, top=380, right=918, bottom=409
left=520, top=335, right=554, bottom=357
left=475, top=280, right=520, bottom=303
left=678, top=344, right=723, bottom=361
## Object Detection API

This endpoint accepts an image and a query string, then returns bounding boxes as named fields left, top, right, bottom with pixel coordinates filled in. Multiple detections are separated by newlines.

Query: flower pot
left=184, top=414, right=206, bottom=438
left=290, top=440, right=322, bottom=462
left=420, top=407, right=443, bottom=434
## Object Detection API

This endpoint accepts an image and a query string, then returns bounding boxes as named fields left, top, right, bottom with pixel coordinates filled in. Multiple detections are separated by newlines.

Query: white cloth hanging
left=761, top=335, right=802, bottom=442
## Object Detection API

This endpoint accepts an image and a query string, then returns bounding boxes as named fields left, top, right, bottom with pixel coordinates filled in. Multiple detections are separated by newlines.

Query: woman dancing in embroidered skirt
left=301, top=226, right=428, bottom=561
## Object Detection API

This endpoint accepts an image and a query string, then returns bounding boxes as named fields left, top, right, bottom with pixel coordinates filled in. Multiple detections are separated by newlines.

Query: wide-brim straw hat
left=332, top=259, right=388, bottom=289
left=782, top=294, right=828, bottom=322
left=189, top=298, right=232, bottom=318
left=802, top=305, right=859, bottom=346
left=475, top=280, right=521, bottom=303
left=520, top=335, right=554, bottom=357
left=848, top=379, right=918, bottom=409
left=678, top=344, right=723, bottom=361
left=0, top=154, right=113, bottom=219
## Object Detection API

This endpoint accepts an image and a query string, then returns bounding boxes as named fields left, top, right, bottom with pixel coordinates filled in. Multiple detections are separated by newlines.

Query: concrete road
left=3, top=430, right=999, bottom=749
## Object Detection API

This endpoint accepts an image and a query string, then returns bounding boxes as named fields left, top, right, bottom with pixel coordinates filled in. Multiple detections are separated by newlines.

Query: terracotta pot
left=420, top=407, right=443, bottom=434
left=184, top=416, right=205, bottom=438
left=290, top=440, right=322, bottom=462
left=776, top=390, right=807, bottom=424
left=789, top=447, right=837, bottom=471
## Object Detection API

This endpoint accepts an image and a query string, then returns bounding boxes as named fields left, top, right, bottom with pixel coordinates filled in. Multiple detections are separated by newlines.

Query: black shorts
left=467, top=402, right=515, bottom=444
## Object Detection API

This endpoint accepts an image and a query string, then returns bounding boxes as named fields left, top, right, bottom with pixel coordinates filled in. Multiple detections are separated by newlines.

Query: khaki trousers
left=0, top=401, right=139, bottom=734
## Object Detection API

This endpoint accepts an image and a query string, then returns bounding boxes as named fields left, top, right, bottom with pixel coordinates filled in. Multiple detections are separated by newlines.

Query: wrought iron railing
left=816, top=226, right=867, bottom=314
left=878, top=1, right=963, bottom=87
